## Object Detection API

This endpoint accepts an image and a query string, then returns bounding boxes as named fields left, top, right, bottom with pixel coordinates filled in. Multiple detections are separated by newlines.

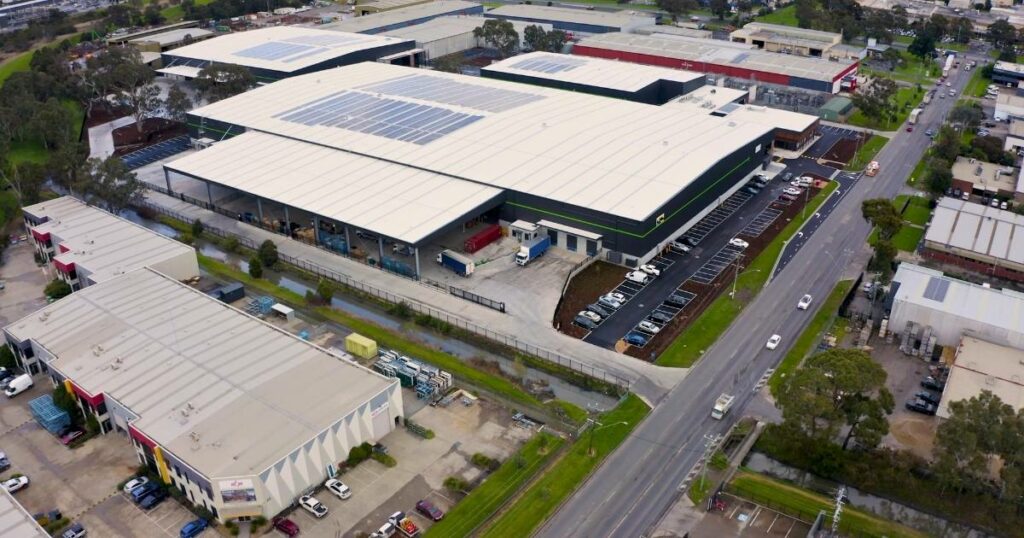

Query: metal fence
left=137, top=199, right=631, bottom=390
left=450, top=286, right=505, bottom=313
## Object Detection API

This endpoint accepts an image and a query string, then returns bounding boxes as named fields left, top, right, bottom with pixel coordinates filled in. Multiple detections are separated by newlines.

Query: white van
left=625, top=271, right=650, bottom=284
left=4, top=374, right=32, bottom=398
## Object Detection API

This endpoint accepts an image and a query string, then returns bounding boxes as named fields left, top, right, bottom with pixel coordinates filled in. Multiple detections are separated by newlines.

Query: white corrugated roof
left=4, top=268, right=395, bottom=479
left=485, top=4, right=654, bottom=28
left=162, top=26, right=411, bottom=73
left=925, top=197, right=1024, bottom=264
left=165, top=132, right=503, bottom=244
left=0, top=488, right=48, bottom=538
left=155, top=64, right=203, bottom=78
left=939, top=336, right=1024, bottom=418
left=129, top=27, right=213, bottom=46
left=382, top=15, right=485, bottom=42
left=186, top=62, right=773, bottom=223
left=483, top=51, right=702, bottom=92
left=321, top=0, right=481, bottom=33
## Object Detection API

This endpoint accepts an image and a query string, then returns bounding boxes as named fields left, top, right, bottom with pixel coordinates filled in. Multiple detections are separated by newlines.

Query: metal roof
left=731, top=22, right=841, bottom=47
left=0, top=487, right=48, bottom=538
left=186, top=61, right=773, bottom=223
left=670, top=90, right=818, bottom=133
left=484, top=4, right=654, bottom=28
left=575, top=33, right=858, bottom=82
left=925, top=197, right=1024, bottom=265
left=321, top=0, right=481, bottom=33
left=4, top=268, right=395, bottom=479
left=165, top=132, right=504, bottom=244
left=381, top=15, right=489, bottom=42
left=671, top=85, right=747, bottom=109
left=22, top=197, right=196, bottom=284
left=939, top=335, right=1024, bottom=418
left=950, top=156, right=1017, bottom=193
left=482, top=51, right=703, bottom=93
left=162, top=26, right=411, bottom=73
left=129, top=27, right=213, bottom=46
left=995, top=60, right=1024, bottom=75
left=635, top=24, right=712, bottom=39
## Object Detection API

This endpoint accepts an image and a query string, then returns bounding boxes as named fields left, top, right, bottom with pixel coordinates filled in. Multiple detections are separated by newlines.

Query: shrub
left=178, top=232, right=194, bottom=245
left=0, top=346, right=15, bottom=370
left=191, top=219, right=204, bottom=237
left=44, top=517, right=70, bottom=534
left=44, top=279, right=72, bottom=300
left=347, top=442, right=373, bottom=466
left=388, top=301, right=413, bottom=319
left=444, top=476, right=469, bottom=493
left=258, top=239, right=278, bottom=267
left=85, top=414, right=99, bottom=435
left=372, top=452, right=397, bottom=467
left=413, top=314, right=453, bottom=334
left=223, top=236, right=240, bottom=253
left=471, top=453, right=500, bottom=472
left=317, top=279, right=334, bottom=304
left=710, top=451, right=729, bottom=470
left=248, top=256, right=263, bottom=279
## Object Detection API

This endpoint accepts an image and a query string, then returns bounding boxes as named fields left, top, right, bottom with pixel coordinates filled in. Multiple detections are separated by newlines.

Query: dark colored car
left=905, top=398, right=937, bottom=415
left=60, top=522, right=86, bottom=538
left=744, top=186, right=761, bottom=195
left=139, top=489, right=167, bottom=510
left=647, top=311, right=672, bottom=324
left=915, top=391, right=940, bottom=406
left=60, top=427, right=85, bottom=446
left=664, top=294, right=691, bottom=308
left=573, top=315, right=598, bottom=330
left=683, top=236, right=699, bottom=247
left=180, top=519, right=207, bottom=538
left=586, top=304, right=611, bottom=318
left=921, top=376, right=945, bottom=392
left=624, top=332, right=649, bottom=346
left=416, top=499, right=445, bottom=521
left=272, top=517, right=300, bottom=537
left=130, top=482, right=159, bottom=503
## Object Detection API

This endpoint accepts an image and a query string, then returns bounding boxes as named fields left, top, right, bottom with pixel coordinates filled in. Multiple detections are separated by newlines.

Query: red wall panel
left=572, top=46, right=792, bottom=87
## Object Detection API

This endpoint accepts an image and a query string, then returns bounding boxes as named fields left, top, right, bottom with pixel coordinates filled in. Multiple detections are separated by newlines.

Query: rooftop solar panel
left=358, top=74, right=544, bottom=113
left=273, top=90, right=481, bottom=145
left=235, top=42, right=316, bottom=61
left=923, top=277, right=950, bottom=302
left=282, top=34, right=369, bottom=47
left=509, top=56, right=586, bottom=74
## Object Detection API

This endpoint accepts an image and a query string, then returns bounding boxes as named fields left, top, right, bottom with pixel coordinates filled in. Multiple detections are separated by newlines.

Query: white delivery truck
left=4, top=374, right=33, bottom=398
left=711, top=393, right=735, bottom=420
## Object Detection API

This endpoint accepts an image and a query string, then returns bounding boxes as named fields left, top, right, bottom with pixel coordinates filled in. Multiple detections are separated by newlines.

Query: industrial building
left=484, top=5, right=655, bottom=36
left=22, top=195, right=199, bottom=295
left=888, top=263, right=1024, bottom=349
left=938, top=336, right=1024, bottom=418
left=0, top=487, right=48, bottom=538
left=481, top=51, right=706, bottom=105
left=994, top=90, right=1024, bottom=122
left=991, top=60, right=1024, bottom=86
left=950, top=157, right=1020, bottom=200
left=573, top=33, right=859, bottom=94
left=157, top=26, right=417, bottom=82
left=2, top=268, right=402, bottom=523
left=635, top=24, right=712, bottom=40
left=670, top=88, right=820, bottom=151
left=923, top=197, right=1024, bottom=281
left=0, top=0, right=55, bottom=29
left=354, top=0, right=434, bottom=17
left=106, top=20, right=203, bottom=46
left=167, top=61, right=775, bottom=271
left=729, top=22, right=851, bottom=59
left=322, top=0, right=483, bottom=34
left=383, top=16, right=543, bottom=61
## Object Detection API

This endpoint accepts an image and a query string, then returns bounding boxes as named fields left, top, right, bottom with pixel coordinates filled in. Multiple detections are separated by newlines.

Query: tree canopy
left=194, top=64, right=257, bottom=103
left=473, top=20, right=519, bottom=58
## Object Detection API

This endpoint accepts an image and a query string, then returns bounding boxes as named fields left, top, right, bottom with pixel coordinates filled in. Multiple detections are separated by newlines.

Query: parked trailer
left=464, top=224, right=501, bottom=253
left=436, top=249, right=475, bottom=276
left=515, top=236, right=551, bottom=266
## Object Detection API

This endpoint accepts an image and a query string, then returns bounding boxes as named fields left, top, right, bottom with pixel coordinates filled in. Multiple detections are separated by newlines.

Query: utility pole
left=802, top=182, right=810, bottom=220
left=731, top=254, right=743, bottom=298
left=831, top=486, right=846, bottom=536
left=699, top=433, right=717, bottom=494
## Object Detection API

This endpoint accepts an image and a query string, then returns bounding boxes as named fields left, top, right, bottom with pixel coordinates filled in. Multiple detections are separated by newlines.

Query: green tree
left=52, top=385, right=77, bottom=415
left=850, top=76, right=897, bottom=127
left=880, top=47, right=903, bottom=68
left=949, top=102, right=984, bottom=131
left=142, top=4, right=165, bottom=25
left=988, top=19, right=1017, bottom=49
left=934, top=391, right=1014, bottom=493
left=908, top=33, right=936, bottom=59
left=924, top=158, right=953, bottom=198
left=258, top=239, right=278, bottom=268
left=194, top=64, right=256, bottom=103
left=317, top=279, right=334, bottom=304
left=191, top=218, right=204, bottom=238
left=431, top=54, right=463, bottom=73
left=869, top=239, right=897, bottom=273
left=164, top=85, right=193, bottom=123
left=32, top=98, right=73, bottom=150
left=952, top=17, right=973, bottom=44
left=81, top=156, right=144, bottom=214
left=861, top=198, right=903, bottom=240
left=44, top=279, right=72, bottom=299
left=248, top=255, right=263, bottom=279
left=0, top=346, right=17, bottom=370
left=933, top=125, right=961, bottom=162
left=473, top=20, right=519, bottom=58
left=656, top=0, right=699, bottom=20
left=523, top=25, right=547, bottom=52
left=710, top=0, right=730, bottom=19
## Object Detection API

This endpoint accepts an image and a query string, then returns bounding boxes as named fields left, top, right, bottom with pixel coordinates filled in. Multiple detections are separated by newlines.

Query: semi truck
left=436, top=250, right=474, bottom=277
left=908, top=108, right=922, bottom=125
left=515, top=236, right=551, bottom=266
left=711, top=393, right=735, bottom=420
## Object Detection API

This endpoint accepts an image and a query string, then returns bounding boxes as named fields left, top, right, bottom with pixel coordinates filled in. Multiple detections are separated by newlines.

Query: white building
left=383, top=16, right=547, bottom=61
left=2, top=268, right=402, bottom=523
left=0, top=487, right=48, bottom=537
left=938, top=336, right=1024, bottom=418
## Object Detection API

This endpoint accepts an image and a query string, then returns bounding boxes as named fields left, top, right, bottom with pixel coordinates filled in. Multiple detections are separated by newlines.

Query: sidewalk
left=87, top=116, right=134, bottom=159
left=142, top=189, right=686, bottom=403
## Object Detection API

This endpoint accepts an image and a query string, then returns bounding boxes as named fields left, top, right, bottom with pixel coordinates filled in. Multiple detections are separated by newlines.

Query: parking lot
left=802, top=125, right=862, bottom=161
left=121, top=136, right=190, bottom=170
left=874, top=342, right=941, bottom=459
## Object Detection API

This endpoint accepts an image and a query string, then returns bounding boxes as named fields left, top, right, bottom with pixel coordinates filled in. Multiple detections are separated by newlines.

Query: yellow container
left=345, top=333, right=378, bottom=360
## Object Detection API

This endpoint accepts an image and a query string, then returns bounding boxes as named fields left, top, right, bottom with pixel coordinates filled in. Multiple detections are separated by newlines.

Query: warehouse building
left=107, top=20, right=202, bottom=46
left=383, top=16, right=543, bottom=61
left=484, top=5, right=655, bottom=36
left=992, top=60, right=1024, bottom=86
left=0, top=0, right=55, bottom=29
left=322, top=0, right=483, bottom=34
left=22, top=195, right=198, bottom=290
left=635, top=24, right=712, bottom=40
left=994, top=90, right=1024, bottom=122
left=938, top=336, right=1024, bottom=418
left=354, top=0, right=436, bottom=16
left=2, top=268, right=402, bottom=523
left=923, top=197, right=1024, bottom=281
left=573, top=33, right=859, bottom=94
left=671, top=93, right=820, bottom=151
left=730, top=22, right=842, bottom=58
left=889, top=263, right=1024, bottom=349
left=481, top=51, right=706, bottom=104
left=157, top=26, right=417, bottom=82
left=166, top=62, right=774, bottom=271
left=950, top=156, right=1020, bottom=201
left=0, top=487, right=48, bottom=538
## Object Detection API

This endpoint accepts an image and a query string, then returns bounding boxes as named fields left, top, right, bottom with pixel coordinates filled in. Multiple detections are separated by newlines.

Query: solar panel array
left=283, top=34, right=369, bottom=47
left=274, top=90, right=482, bottom=145
left=233, top=34, right=375, bottom=64
left=508, top=56, right=586, bottom=74
left=358, top=74, right=544, bottom=113
left=235, top=42, right=316, bottom=61
left=923, top=277, right=951, bottom=302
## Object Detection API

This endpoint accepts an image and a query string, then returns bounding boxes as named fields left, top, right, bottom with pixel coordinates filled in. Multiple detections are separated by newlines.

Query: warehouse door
left=566, top=235, right=578, bottom=252
left=548, top=230, right=558, bottom=246
left=586, top=240, right=598, bottom=256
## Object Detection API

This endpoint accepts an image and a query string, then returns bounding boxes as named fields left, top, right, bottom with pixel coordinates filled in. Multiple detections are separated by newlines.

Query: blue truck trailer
left=515, top=236, right=551, bottom=266
left=436, top=249, right=475, bottom=276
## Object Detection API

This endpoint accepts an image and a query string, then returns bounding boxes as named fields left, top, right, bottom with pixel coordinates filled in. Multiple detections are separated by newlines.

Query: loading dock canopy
left=165, top=131, right=503, bottom=245
left=538, top=219, right=602, bottom=240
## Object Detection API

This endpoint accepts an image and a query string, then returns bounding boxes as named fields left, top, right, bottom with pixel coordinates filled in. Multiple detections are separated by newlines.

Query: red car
left=60, top=427, right=85, bottom=446
left=272, top=516, right=299, bottom=537
left=906, top=126, right=914, bottom=132
left=415, top=499, right=444, bottom=522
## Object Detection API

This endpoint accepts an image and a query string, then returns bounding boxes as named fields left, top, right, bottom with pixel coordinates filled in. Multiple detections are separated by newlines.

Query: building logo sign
left=219, top=479, right=258, bottom=504
left=371, top=401, right=389, bottom=418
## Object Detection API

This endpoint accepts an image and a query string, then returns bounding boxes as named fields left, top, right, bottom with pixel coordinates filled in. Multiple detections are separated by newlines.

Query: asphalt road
left=537, top=49, right=979, bottom=538
left=774, top=170, right=861, bottom=276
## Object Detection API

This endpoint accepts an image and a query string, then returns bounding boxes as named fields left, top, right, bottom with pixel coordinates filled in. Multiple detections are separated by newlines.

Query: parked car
left=669, top=240, right=691, bottom=253
left=605, top=292, right=626, bottom=303
left=664, top=293, right=690, bottom=307
left=578, top=310, right=602, bottom=324
left=139, top=489, right=167, bottom=510
left=782, top=172, right=793, bottom=181
left=624, top=332, right=649, bottom=346
left=130, top=482, right=159, bottom=503
left=779, top=193, right=797, bottom=201
left=123, top=476, right=149, bottom=494
left=272, top=517, right=300, bottom=537
left=180, top=519, right=207, bottom=538
left=766, top=334, right=782, bottom=350
left=729, top=238, right=749, bottom=249
left=60, top=427, right=85, bottom=446
left=299, top=495, right=328, bottom=518
left=921, top=376, right=945, bottom=391
left=925, top=128, right=935, bottom=137
left=573, top=315, right=598, bottom=330
left=639, top=264, right=661, bottom=277
left=2, top=475, right=28, bottom=493
left=597, top=295, right=622, bottom=310
left=0, top=451, right=9, bottom=472
left=1001, top=201, right=1009, bottom=210
left=783, top=187, right=802, bottom=196
left=637, top=320, right=661, bottom=334
left=905, top=398, right=937, bottom=415
left=905, top=126, right=914, bottom=132
left=625, top=271, right=650, bottom=284
left=915, top=391, right=941, bottom=406
left=744, top=186, right=760, bottom=195
left=61, top=522, right=86, bottom=538
left=325, top=478, right=351, bottom=500
left=648, top=311, right=672, bottom=324
left=682, top=236, right=699, bottom=247
left=586, top=304, right=611, bottom=318
left=797, top=294, right=813, bottom=310
left=416, top=499, right=445, bottom=521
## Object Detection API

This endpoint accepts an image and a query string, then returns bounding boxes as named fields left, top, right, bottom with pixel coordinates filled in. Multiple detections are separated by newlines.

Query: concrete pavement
left=536, top=43, right=979, bottom=538
left=87, top=116, right=133, bottom=159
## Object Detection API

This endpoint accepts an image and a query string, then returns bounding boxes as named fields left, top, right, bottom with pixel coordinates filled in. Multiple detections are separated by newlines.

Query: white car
left=3, top=475, right=28, bottom=493
left=797, top=294, right=813, bottom=310
left=123, top=476, right=149, bottom=494
left=325, top=478, right=351, bottom=500
left=783, top=187, right=802, bottom=196
left=637, top=320, right=661, bottom=334
left=670, top=241, right=691, bottom=253
left=625, top=271, right=650, bottom=284
left=766, top=334, right=782, bottom=350
left=729, top=238, right=749, bottom=249
left=946, top=82, right=952, bottom=87
left=299, top=495, right=328, bottom=518
left=605, top=292, right=626, bottom=303
left=639, top=264, right=661, bottom=277
left=578, top=310, right=602, bottom=323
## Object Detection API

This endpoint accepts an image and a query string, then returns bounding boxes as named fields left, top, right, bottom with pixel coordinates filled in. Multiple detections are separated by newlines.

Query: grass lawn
left=657, top=182, right=838, bottom=367
left=863, top=53, right=939, bottom=84
left=730, top=471, right=928, bottom=538
left=8, top=99, right=83, bottom=165
left=425, top=432, right=565, bottom=538
left=848, top=87, right=924, bottom=130
left=0, top=49, right=33, bottom=86
left=161, top=0, right=215, bottom=21
left=768, top=279, right=853, bottom=395
left=755, top=5, right=798, bottom=26
left=900, top=197, right=931, bottom=226
left=892, top=226, right=924, bottom=252
left=964, top=64, right=992, bottom=98
left=479, top=394, right=650, bottom=538
left=845, top=135, right=889, bottom=172
left=907, top=151, right=930, bottom=187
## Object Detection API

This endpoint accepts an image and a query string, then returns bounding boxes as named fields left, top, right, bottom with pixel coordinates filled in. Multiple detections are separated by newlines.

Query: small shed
left=819, top=96, right=854, bottom=121
left=213, top=282, right=245, bottom=303
left=29, top=394, right=71, bottom=435
left=345, top=333, right=378, bottom=360
left=271, top=303, right=296, bottom=322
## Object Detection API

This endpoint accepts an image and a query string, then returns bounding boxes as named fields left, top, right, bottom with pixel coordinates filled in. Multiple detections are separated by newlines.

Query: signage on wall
left=371, top=401, right=390, bottom=418
left=219, top=479, right=258, bottom=504
left=656, top=214, right=666, bottom=226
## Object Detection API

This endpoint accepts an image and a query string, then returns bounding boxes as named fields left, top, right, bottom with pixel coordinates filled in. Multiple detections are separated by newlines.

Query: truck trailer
left=515, top=236, right=551, bottom=266
left=711, top=393, right=734, bottom=420
left=436, top=250, right=475, bottom=276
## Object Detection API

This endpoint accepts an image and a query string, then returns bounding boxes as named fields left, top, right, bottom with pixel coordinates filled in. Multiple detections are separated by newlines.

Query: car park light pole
left=586, top=420, right=629, bottom=457
left=730, top=257, right=762, bottom=299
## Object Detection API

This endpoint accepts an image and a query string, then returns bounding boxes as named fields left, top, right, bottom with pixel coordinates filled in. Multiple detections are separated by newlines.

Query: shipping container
left=345, top=333, right=378, bottom=359
left=464, top=224, right=502, bottom=253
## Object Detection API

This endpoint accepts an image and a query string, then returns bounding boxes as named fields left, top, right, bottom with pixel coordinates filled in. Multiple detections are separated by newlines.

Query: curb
left=765, top=183, right=841, bottom=287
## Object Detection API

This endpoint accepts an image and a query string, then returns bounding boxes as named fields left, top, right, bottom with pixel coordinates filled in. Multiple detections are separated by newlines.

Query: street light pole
left=587, top=420, right=629, bottom=457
